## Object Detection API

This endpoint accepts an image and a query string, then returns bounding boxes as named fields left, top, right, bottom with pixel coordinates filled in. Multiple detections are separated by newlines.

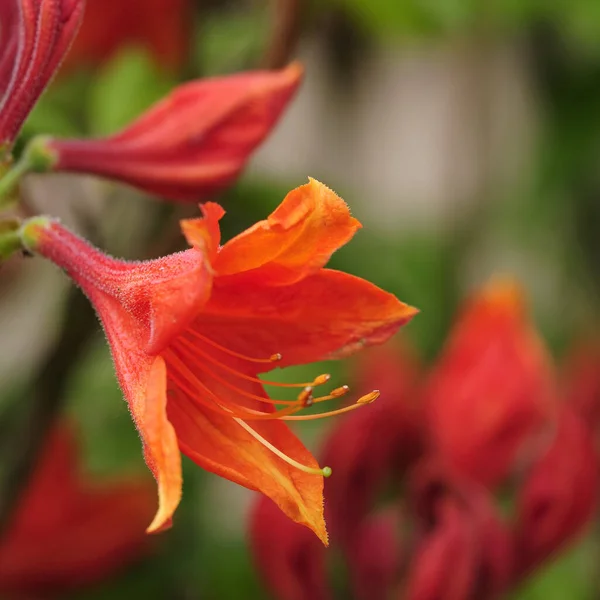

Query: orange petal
left=97, top=297, right=182, bottom=533
left=199, top=269, right=418, bottom=369
left=141, top=357, right=183, bottom=533
left=180, top=201, right=225, bottom=264
left=164, top=367, right=328, bottom=544
left=214, top=178, right=362, bottom=285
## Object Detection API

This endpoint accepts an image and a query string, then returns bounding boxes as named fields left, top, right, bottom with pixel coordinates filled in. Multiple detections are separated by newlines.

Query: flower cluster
left=0, top=0, right=417, bottom=545
left=251, top=279, right=600, bottom=599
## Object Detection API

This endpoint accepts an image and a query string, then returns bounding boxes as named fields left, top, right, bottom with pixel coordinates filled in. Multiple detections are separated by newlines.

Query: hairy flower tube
left=19, top=179, right=417, bottom=543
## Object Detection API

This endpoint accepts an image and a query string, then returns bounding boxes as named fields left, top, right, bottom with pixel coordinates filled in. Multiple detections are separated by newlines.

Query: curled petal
left=215, top=178, right=361, bottom=284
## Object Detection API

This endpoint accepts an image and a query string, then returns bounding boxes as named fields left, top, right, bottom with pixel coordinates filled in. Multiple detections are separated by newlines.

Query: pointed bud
left=426, top=277, right=556, bottom=489
left=44, top=63, right=303, bottom=202
left=0, top=0, right=84, bottom=148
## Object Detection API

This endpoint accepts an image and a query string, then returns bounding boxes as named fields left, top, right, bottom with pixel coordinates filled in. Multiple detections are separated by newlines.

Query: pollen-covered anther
left=298, top=387, right=314, bottom=407
left=269, top=353, right=282, bottom=362
left=358, top=390, right=380, bottom=405
left=329, top=385, right=350, bottom=398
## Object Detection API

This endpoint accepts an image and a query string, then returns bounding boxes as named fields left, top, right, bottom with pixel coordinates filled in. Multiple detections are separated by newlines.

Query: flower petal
left=199, top=269, right=417, bottom=369
left=141, top=357, right=183, bottom=533
left=163, top=361, right=328, bottom=543
left=214, top=179, right=362, bottom=285
left=96, top=294, right=182, bottom=533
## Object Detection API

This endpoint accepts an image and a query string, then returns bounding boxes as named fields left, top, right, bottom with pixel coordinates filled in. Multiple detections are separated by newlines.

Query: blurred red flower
left=63, top=0, right=190, bottom=72
left=0, top=423, right=155, bottom=598
left=39, top=63, right=303, bottom=202
left=21, top=179, right=417, bottom=543
left=250, top=497, right=330, bottom=600
left=514, top=408, right=598, bottom=577
left=426, top=278, right=556, bottom=488
left=251, top=278, right=599, bottom=600
left=320, top=343, right=422, bottom=547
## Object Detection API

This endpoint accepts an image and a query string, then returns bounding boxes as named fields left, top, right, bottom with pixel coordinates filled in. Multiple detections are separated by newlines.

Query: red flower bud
left=321, top=343, right=423, bottom=547
left=407, top=463, right=513, bottom=600
left=0, top=0, right=84, bottom=149
left=250, top=496, right=330, bottom=600
left=406, top=499, right=478, bottom=600
left=347, top=508, right=404, bottom=600
left=562, top=339, right=600, bottom=440
left=514, top=408, right=598, bottom=577
left=43, top=63, right=303, bottom=201
left=426, top=278, right=556, bottom=488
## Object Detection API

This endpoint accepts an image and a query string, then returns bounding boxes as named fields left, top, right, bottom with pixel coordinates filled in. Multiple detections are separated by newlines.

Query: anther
left=358, top=390, right=380, bottom=404
left=270, top=353, right=282, bottom=362
left=298, top=386, right=314, bottom=407
left=312, top=374, right=331, bottom=386
left=330, top=385, right=350, bottom=398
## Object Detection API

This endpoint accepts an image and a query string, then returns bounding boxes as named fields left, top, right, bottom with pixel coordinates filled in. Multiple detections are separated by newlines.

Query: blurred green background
left=3, top=0, right=600, bottom=598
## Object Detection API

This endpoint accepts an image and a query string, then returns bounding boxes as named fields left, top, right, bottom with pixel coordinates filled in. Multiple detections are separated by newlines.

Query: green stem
left=0, top=158, right=31, bottom=209
left=0, top=228, right=22, bottom=260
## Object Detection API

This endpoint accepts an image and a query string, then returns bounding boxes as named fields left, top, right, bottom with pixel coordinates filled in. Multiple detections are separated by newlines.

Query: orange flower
left=63, top=0, right=190, bottom=72
left=35, top=63, right=302, bottom=202
left=0, top=423, right=155, bottom=598
left=425, top=278, right=556, bottom=488
left=21, top=179, right=418, bottom=543
left=0, top=0, right=84, bottom=149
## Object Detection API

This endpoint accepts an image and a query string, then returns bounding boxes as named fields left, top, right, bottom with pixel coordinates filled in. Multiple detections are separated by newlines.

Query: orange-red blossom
left=20, top=179, right=417, bottom=543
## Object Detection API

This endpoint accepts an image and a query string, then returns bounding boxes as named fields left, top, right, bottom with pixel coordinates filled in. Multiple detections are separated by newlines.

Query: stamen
left=234, top=417, right=332, bottom=477
left=178, top=336, right=330, bottom=389
left=281, top=391, right=381, bottom=421
left=187, top=329, right=281, bottom=364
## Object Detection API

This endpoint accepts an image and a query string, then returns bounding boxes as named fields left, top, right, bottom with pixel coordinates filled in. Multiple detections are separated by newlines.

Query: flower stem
left=0, top=158, right=30, bottom=209
left=0, top=227, right=22, bottom=260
